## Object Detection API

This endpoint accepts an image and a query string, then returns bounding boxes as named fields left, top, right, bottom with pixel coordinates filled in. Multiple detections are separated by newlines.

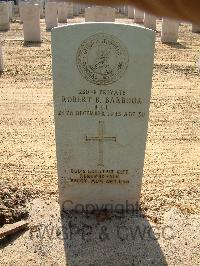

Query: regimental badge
left=76, top=33, right=129, bottom=85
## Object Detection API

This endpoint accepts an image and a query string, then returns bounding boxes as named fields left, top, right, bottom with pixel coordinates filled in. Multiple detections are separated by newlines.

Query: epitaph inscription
left=76, top=33, right=129, bottom=85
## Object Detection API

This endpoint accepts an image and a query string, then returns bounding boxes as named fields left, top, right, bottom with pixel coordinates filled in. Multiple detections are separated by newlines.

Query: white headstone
left=134, top=8, right=144, bottom=23
left=73, top=3, right=78, bottom=16
left=51, top=23, right=155, bottom=211
left=21, top=3, right=41, bottom=42
left=85, top=6, right=115, bottom=22
left=66, top=2, right=73, bottom=19
left=19, top=1, right=23, bottom=22
left=76, top=4, right=81, bottom=14
left=144, top=13, right=156, bottom=30
left=128, top=6, right=134, bottom=19
left=57, top=2, right=67, bottom=23
left=0, top=2, right=10, bottom=31
left=45, top=2, right=57, bottom=30
left=192, top=24, right=200, bottom=33
left=13, top=5, right=19, bottom=16
left=120, top=6, right=123, bottom=13
left=79, top=4, right=85, bottom=14
left=197, top=56, right=200, bottom=71
left=78, top=5, right=82, bottom=15
left=0, top=38, right=3, bottom=72
left=19, top=1, right=28, bottom=23
left=118, top=6, right=123, bottom=14
left=7, top=1, right=13, bottom=21
left=161, top=18, right=179, bottom=43
left=124, top=6, right=128, bottom=16
left=39, top=1, right=44, bottom=19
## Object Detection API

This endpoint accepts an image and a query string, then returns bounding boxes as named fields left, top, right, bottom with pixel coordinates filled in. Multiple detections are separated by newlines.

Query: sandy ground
left=0, top=13, right=200, bottom=265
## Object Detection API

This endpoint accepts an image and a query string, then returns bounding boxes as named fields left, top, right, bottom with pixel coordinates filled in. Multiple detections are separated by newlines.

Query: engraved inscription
left=76, top=33, right=129, bottom=85
left=67, top=169, right=130, bottom=184
left=58, top=89, right=145, bottom=118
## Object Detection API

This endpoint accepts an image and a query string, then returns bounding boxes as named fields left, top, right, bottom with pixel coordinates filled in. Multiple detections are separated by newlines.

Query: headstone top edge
left=51, top=22, right=156, bottom=35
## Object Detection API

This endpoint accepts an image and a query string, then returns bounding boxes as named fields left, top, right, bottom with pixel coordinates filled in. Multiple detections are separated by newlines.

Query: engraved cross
left=86, top=121, right=116, bottom=167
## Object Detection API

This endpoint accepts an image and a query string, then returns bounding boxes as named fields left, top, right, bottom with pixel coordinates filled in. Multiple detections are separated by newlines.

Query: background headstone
left=7, top=1, right=13, bottom=21
left=13, top=4, right=19, bottom=16
left=73, top=3, right=78, bottom=16
left=45, top=2, right=57, bottom=30
left=124, top=5, right=128, bottom=16
left=19, top=1, right=28, bottom=23
left=0, top=38, right=3, bottom=72
left=192, top=24, right=200, bottom=33
left=51, top=23, right=155, bottom=210
left=144, top=13, right=156, bottom=30
left=39, top=1, right=45, bottom=19
left=0, top=2, right=10, bottom=31
left=197, top=56, right=200, bottom=71
left=161, top=18, right=179, bottom=43
left=119, top=6, right=123, bottom=14
left=66, top=2, right=73, bottom=19
left=85, top=6, right=115, bottom=22
left=21, top=3, right=41, bottom=42
left=79, top=4, right=85, bottom=14
left=57, top=2, right=67, bottom=23
left=128, top=6, right=134, bottom=19
left=134, top=8, right=144, bottom=23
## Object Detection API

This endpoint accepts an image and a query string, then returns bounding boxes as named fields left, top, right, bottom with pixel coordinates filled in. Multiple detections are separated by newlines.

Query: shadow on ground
left=61, top=210, right=168, bottom=265
left=164, top=42, right=189, bottom=49
left=0, top=229, right=28, bottom=249
left=23, top=41, right=42, bottom=48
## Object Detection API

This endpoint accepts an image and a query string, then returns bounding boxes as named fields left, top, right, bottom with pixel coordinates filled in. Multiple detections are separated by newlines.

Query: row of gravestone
left=1, top=2, right=200, bottom=43
left=0, top=3, right=200, bottom=72
left=118, top=6, right=200, bottom=39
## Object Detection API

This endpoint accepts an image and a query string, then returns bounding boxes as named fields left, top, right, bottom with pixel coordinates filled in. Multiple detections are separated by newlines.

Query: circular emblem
left=76, top=33, right=129, bottom=85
